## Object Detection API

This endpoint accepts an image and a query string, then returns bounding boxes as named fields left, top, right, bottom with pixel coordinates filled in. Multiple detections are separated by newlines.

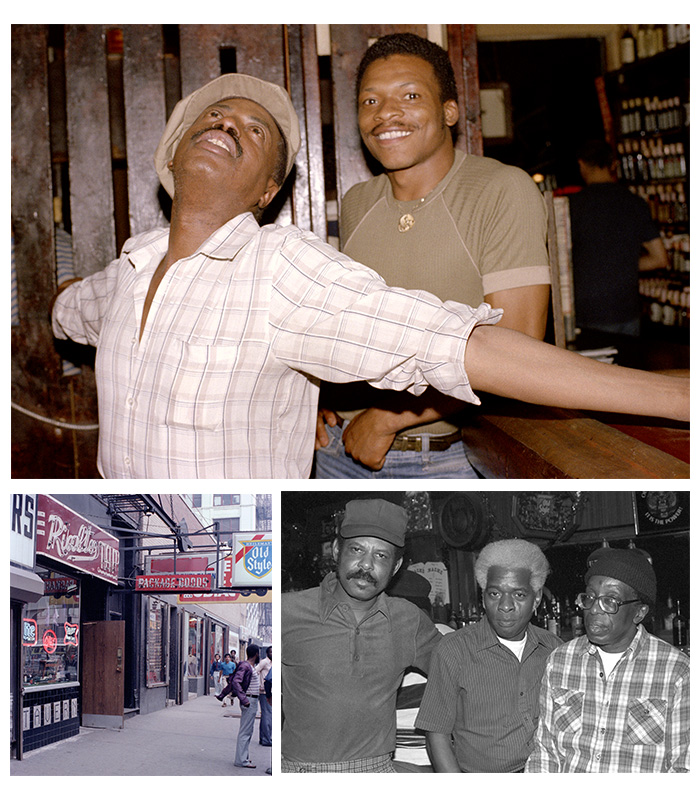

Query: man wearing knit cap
left=526, top=546, right=689, bottom=772
left=51, top=73, right=689, bottom=478
left=281, top=498, right=440, bottom=772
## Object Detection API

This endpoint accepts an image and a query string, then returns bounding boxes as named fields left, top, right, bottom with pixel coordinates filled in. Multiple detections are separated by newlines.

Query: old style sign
left=36, top=495, right=120, bottom=584
left=225, top=533, right=272, bottom=588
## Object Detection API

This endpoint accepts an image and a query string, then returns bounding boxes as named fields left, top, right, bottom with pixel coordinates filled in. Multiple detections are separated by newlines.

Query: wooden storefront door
left=82, top=620, right=125, bottom=729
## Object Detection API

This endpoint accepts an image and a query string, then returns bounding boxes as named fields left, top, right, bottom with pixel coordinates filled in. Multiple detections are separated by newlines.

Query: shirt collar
left=583, top=623, right=646, bottom=658
left=473, top=616, right=544, bottom=655
left=318, top=571, right=392, bottom=628
left=124, top=212, right=261, bottom=272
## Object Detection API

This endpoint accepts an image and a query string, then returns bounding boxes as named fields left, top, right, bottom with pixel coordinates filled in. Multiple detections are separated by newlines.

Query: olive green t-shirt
left=327, top=149, right=550, bottom=436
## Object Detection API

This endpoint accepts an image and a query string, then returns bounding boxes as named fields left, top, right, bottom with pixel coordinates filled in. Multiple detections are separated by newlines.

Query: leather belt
left=389, top=430, right=461, bottom=452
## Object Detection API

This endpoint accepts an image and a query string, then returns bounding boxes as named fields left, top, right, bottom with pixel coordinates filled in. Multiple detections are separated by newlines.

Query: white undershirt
left=497, top=633, right=528, bottom=661
left=597, top=647, right=626, bottom=677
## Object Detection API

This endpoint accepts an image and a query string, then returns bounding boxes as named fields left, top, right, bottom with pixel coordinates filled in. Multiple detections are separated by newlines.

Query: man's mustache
left=191, top=125, right=243, bottom=158
left=346, top=569, right=377, bottom=585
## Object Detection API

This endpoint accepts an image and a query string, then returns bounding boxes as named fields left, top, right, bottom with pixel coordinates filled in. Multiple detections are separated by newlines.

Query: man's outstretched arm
left=464, top=324, right=689, bottom=422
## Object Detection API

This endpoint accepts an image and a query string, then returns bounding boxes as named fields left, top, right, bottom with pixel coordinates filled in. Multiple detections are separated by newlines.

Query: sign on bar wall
left=634, top=491, right=690, bottom=535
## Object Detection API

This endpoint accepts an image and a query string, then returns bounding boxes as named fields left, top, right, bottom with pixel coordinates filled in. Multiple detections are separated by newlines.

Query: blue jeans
left=259, top=694, right=271, bottom=745
left=314, top=422, right=480, bottom=479
left=234, top=700, right=257, bottom=766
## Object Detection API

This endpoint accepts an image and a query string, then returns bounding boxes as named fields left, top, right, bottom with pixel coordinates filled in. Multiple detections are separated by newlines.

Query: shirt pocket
left=164, top=342, right=239, bottom=431
left=625, top=697, right=667, bottom=745
left=551, top=687, right=584, bottom=735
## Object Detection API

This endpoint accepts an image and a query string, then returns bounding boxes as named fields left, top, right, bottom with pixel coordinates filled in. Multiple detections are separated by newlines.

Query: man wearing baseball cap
left=281, top=498, right=441, bottom=772
left=51, top=72, right=689, bottom=479
left=526, top=546, right=689, bottom=772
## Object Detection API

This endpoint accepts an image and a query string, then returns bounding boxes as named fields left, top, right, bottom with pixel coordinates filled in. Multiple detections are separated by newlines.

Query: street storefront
left=11, top=492, right=273, bottom=761
left=20, top=571, right=82, bottom=751
left=11, top=494, right=120, bottom=755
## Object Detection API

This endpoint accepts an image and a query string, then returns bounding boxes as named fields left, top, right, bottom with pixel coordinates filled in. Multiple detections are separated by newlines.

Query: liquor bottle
left=547, top=598, right=560, bottom=637
left=620, top=26, right=636, bottom=63
left=673, top=600, right=688, bottom=647
left=571, top=600, right=585, bottom=637
left=663, top=594, right=676, bottom=632
left=563, top=597, right=573, bottom=631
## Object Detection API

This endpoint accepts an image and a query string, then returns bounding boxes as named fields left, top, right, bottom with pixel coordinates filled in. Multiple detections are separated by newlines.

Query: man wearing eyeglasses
left=525, top=547, right=689, bottom=772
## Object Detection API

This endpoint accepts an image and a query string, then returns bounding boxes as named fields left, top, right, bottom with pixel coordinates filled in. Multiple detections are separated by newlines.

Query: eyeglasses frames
left=575, top=592, right=641, bottom=615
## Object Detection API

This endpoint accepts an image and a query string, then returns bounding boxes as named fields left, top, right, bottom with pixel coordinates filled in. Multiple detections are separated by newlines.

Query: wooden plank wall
left=11, top=24, right=479, bottom=478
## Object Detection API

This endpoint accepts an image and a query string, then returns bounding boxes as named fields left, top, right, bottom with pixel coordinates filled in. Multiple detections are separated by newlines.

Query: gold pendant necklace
left=397, top=197, right=425, bottom=233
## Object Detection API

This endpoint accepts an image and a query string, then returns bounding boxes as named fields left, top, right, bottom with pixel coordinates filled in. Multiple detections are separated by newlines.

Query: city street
left=10, top=693, right=273, bottom=777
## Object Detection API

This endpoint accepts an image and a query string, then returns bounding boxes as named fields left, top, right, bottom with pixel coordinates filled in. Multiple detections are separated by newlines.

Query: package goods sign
left=228, top=533, right=272, bottom=587
left=36, top=495, right=120, bottom=584
left=136, top=573, right=213, bottom=592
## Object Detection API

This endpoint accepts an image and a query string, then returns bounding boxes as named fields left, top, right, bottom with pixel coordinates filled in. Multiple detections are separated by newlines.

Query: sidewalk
left=10, top=693, right=273, bottom=776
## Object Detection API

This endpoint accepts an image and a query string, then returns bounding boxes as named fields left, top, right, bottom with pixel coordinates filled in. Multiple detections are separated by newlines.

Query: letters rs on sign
left=12, top=494, right=36, bottom=539
left=11, top=494, right=38, bottom=569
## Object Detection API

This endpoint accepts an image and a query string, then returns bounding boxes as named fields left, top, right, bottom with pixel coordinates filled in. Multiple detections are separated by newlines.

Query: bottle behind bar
left=571, top=600, right=585, bottom=637
left=673, top=600, right=688, bottom=647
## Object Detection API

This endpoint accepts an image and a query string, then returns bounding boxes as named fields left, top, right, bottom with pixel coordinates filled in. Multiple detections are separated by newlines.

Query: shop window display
left=22, top=572, right=80, bottom=688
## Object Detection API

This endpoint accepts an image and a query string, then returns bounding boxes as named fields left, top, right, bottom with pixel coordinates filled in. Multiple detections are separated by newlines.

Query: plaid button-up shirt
left=53, top=214, right=500, bottom=478
left=526, top=625, right=690, bottom=772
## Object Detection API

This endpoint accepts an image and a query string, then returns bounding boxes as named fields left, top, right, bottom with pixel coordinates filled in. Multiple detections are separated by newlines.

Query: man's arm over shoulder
left=409, top=604, right=442, bottom=675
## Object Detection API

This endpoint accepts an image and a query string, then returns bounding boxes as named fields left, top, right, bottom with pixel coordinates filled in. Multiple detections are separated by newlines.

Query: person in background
left=570, top=139, right=669, bottom=358
left=525, top=546, right=689, bottom=772
left=315, top=32, right=550, bottom=479
left=281, top=499, right=441, bottom=772
left=215, top=653, right=237, bottom=707
left=232, top=644, right=261, bottom=769
left=416, top=539, right=561, bottom=772
left=387, top=569, right=453, bottom=772
left=256, top=646, right=272, bottom=747
left=210, top=652, right=224, bottom=697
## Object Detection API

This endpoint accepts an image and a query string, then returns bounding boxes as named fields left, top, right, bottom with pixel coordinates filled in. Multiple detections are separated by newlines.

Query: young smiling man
left=281, top=499, right=441, bottom=772
left=315, top=33, right=551, bottom=479
left=415, top=539, right=561, bottom=773
left=526, top=547, right=690, bottom=772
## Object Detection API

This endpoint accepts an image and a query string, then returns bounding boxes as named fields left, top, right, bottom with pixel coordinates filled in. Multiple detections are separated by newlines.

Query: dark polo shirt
left=281, top=572, right=440, bottom=763
left=416, top=616, right=561, bottom=772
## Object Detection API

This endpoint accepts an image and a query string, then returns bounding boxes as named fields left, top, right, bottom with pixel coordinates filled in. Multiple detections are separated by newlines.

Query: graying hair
left=474, top=539, right=551, bottom=592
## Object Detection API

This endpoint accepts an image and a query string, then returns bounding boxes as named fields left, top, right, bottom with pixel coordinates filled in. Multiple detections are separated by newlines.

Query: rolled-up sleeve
left=269, top=232, right=503, bottom=405
left=52, top=259, right=121, bottom=347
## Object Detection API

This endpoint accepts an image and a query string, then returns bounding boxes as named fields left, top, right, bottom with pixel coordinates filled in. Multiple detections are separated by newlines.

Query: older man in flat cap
left=526, top=546, right=689, bottom=773
left=281, top=498, right=441, bottom=772
left=51, top=73, right=689, bottom=479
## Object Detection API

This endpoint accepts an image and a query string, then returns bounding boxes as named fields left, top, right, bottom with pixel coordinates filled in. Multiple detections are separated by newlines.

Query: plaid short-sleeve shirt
left=52, top=213, right=500, bottom=478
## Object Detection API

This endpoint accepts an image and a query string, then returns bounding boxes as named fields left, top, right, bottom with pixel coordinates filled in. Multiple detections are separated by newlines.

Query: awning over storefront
left=10, top=564, right=45, bottom=603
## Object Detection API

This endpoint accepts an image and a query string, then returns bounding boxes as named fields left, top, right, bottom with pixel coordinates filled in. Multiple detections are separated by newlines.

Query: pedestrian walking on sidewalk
left=229, top=644, right=261, bottom=769
left=216, top=653, right=237, bottom=706
left=210, top=653, right=224, bottom=697
left=256, top=646, right=272, bottom=746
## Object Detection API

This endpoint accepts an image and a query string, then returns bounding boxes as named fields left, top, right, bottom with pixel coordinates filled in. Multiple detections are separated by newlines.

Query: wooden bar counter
left=462, top=398, right=690, bottom=479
